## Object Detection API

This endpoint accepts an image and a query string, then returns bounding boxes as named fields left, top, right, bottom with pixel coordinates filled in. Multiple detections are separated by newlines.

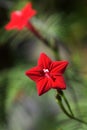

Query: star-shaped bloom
left=25, top=53, right=68, bottom=96
left=5, top=2, right=36, bottom=30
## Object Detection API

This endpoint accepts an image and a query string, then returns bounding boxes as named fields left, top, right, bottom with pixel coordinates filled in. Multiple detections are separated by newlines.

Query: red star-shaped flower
left=25, top=53, right=68, bottom=96
left=5, top=2, right=36, bottom=30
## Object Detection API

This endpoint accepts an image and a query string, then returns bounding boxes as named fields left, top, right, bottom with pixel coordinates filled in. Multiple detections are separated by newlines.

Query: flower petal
left=5, top=11, right=22, bottom=30
left=25, top=66, right=43, bottom=82
left=52, top=75, right=66, bottom=89
left=50, top=61, right=68, bottom=74
left=36, top=78, right=52, bottom=96
left=22, top=2, right=37, bottom=19
left=11, top=11, right=22, bottom=20
left=38, top=53, right=52, bottom=69
left=5, top=21, right=15, bottom=30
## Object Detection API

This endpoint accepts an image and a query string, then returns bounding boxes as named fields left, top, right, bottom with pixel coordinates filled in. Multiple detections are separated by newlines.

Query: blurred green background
left=0, top=0, right=87, bottom=130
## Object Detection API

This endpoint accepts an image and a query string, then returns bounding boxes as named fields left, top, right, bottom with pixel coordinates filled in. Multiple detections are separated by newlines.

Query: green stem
left=26, top=22, right=61, bottom=62
left=56, top=94, right=87, bottom=125
left=57, top=89, right=74, bottom=116
left=26, top=22, right=58, bottom=52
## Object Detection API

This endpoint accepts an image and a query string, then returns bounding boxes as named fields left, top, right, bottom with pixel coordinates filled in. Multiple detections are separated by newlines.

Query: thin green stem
left=57, top=89, right=74, bottom=116
left=26, top=22, right=58, bottom=52
left=26, top=22, right=50, bottom=47
left=56, top=94, right=87, bottom=125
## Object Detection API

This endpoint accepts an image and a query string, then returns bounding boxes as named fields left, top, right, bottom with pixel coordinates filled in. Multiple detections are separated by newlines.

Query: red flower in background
left=5, top=2, right=36, bottom=30
left=25, top=53, right=68, bottom=96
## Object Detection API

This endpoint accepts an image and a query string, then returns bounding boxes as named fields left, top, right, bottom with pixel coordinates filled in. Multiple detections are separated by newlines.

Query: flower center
left=15, top=11, right=22, bottom=16
left=43, top=69, right=50, bottom=78
left=43, top=69, right=49, bottom=73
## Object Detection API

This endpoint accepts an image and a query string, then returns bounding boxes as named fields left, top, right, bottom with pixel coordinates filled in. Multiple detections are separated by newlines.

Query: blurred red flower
left=25, top=53, right=68, bottom=96
left=5, top=2, right=36, bottom=30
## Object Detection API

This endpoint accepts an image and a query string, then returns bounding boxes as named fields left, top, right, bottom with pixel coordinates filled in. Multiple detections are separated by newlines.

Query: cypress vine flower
left=5, top=2, right=36, bottom=30
left=25, top=53, right=68, bottom=96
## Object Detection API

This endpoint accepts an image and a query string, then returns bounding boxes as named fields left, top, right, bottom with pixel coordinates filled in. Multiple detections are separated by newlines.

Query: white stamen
left=15, top=11, right=22, bottom=16
left=43, top=69, right=49, bottom=73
